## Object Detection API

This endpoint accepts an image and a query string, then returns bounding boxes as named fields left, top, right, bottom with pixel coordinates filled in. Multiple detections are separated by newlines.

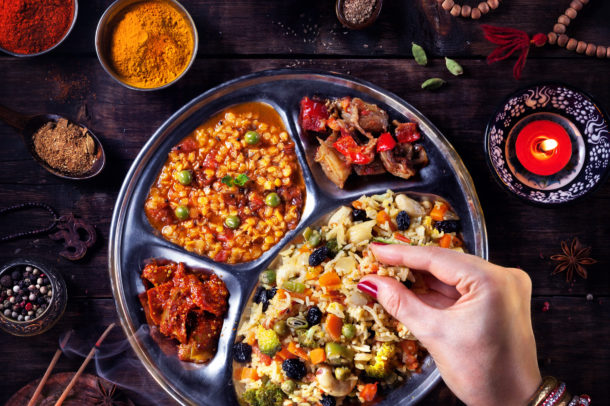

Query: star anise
left=86, top=378, right=135, bottom=406
left=550, top=238, right=597, bottom=283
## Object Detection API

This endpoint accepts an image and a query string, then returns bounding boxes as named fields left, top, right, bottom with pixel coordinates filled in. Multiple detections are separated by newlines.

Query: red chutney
left=139, top=261, right=229, bottom=363
left=0, top=0, right=74, bottom=55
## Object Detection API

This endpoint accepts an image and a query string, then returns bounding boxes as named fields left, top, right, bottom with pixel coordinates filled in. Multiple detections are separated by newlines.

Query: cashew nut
left=395, top=194, right=425, bottom=217
left=315, top=365, right=357, bottom=397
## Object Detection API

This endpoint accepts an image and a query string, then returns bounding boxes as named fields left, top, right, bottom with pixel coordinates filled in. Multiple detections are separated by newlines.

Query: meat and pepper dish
left=145, top=102, right=305, bottom=264
left=138, top=261, right=229, bottom=363
left=300, top=96, right=429, bottom=188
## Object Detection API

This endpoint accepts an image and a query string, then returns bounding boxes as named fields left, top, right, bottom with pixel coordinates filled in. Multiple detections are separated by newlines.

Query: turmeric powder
left=108, top=0, right=194, bottom=89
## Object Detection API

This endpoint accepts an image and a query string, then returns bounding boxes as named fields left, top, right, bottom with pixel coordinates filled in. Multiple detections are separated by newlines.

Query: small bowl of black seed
left=0, top=259, right=67, bottom=336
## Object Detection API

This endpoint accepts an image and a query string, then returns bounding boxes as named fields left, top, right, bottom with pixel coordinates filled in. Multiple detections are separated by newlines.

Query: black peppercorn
left=0, top=275, right=11, bottom=288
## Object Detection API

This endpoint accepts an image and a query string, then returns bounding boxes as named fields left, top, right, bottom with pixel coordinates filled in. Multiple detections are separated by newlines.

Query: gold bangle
left=528, top=376, right=559, bottom=406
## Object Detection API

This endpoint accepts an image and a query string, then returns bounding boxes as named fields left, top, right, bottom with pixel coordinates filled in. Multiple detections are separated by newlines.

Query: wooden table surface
left=1, top=1, right=609, bottom=405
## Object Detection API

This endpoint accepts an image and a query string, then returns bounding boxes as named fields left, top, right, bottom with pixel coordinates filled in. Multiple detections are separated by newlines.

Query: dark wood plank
left=50, top=0, right=610, bottom=58
left=1, top=57, right=608, bottom=298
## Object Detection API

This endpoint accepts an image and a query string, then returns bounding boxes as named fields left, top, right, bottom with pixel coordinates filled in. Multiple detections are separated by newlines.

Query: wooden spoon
left=0, top=104, right=105, bottom=180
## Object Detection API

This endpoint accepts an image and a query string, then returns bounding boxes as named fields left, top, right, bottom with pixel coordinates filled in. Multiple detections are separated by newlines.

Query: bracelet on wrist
left=527, top=376, right=591, bottom=406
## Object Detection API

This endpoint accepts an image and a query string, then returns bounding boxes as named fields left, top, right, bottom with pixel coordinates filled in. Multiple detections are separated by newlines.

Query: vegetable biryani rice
left=234, top=190, right=463, bottom=405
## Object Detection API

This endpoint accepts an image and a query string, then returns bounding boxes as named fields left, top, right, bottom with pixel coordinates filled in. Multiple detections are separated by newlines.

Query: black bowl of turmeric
left=95, top=0, right=198, bottom=91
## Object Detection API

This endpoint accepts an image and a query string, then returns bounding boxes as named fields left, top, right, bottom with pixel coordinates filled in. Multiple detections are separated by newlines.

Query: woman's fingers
left=359, top=275, right=440, bottom=337
left=423, top=273, right=461, bottom=300
left=370, top=244, right=490, bottom=291
left=416, top=290, right=457, bottom=309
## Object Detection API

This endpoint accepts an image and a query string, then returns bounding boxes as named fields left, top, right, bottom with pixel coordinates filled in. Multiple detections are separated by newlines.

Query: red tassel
left=482, top=25, right=547, bottom=80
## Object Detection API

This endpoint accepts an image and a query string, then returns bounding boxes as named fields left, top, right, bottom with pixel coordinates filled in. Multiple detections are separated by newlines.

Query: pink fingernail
left=370, top=241, right=388, bottom=246
left=357, top=280, right=378, bottom=299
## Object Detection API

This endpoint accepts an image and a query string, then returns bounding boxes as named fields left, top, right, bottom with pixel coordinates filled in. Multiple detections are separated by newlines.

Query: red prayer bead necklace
left=436, top=0, right=609, bottom=79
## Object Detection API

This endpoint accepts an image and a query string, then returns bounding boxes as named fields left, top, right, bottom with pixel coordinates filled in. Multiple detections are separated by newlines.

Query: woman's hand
left=358, top=244, right=541, bottom=406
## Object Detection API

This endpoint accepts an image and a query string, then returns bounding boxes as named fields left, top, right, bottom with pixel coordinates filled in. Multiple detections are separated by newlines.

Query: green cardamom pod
left=421, top=78, right=446, bottom=90
left=445, top=57, right=464, bottom=76
left=412, top=42, right=428, bottom=66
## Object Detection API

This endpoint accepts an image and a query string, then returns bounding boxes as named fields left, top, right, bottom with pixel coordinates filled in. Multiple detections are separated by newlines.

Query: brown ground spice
left=32, top=118, right=96, bottom=175
left=343, top=0, right=376, bottom=24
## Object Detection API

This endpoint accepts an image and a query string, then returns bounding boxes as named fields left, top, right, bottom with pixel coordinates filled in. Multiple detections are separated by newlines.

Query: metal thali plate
left=108, top=69, right=488, bottom=406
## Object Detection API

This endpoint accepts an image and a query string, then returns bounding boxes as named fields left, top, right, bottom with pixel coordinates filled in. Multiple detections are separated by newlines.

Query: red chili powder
left=0, top=0, right=74, bottom=55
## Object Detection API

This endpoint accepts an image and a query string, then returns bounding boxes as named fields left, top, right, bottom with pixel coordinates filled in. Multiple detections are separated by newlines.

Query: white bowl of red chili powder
left=0, top=0, right=78, bottom=57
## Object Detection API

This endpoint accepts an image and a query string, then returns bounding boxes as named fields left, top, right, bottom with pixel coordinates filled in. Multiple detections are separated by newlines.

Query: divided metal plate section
left=109, top=69, right=488, bottom=406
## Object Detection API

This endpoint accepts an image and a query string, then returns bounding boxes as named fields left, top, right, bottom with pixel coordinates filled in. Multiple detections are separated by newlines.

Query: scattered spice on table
left=32, top=118, right=96, bottom=175
left=107, top=0, right=194, bottom=88
left=0, top=0, right=74, bottom=55
left=343, top=0, right=377, bottom=25
left=47, top=71, right=91, bottom=103
left=0, top=265, right=52, bottom=321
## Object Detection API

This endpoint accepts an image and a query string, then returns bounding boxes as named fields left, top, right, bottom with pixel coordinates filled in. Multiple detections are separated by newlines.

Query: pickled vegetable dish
left=145, top=102, right=305, bottom=263
left=139, top=261, right=229, bottom=363
left=234, top=191, right=464, bottom=405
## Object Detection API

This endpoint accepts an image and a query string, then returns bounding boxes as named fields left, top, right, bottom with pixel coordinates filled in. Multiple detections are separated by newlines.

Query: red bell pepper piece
left=333, top=135, right=373, bottom=165
left=395, top=122, right=421, bottom=143
left=300, top=97, right=329, bottom=132
left=376, top=132, right=396, bottom=152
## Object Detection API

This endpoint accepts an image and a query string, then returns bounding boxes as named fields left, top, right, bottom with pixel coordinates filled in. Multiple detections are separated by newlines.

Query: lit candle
left=515, top=120, right=572, bottom=176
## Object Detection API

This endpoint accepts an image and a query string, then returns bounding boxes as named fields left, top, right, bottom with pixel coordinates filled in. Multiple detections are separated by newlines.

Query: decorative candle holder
left=485, top=83, right=610, bottom=205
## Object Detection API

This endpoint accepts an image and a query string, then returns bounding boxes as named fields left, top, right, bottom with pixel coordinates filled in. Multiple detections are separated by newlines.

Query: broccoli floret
left=243, top=389, right=258, bottom=406
left=365, top=343, right=396, bottom=379
left=242, top=382, right=285, bottom=406
left=257, top=327, right=281, bottom=356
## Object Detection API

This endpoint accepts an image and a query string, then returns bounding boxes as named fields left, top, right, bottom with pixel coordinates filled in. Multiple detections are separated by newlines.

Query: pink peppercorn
left=25, top=302, right=32, bottom=311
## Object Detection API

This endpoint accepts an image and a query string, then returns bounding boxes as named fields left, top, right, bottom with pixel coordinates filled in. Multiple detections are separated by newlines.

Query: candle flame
left=539, top=138, right=558, bottom=153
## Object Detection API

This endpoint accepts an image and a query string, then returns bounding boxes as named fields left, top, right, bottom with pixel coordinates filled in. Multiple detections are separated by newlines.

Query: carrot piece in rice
left=361, top=383, right=378, bottom=402
left=325, top=314, right=343, bottom=341
left=306, top=266, right=322, bottom=280
left=439, top=234, right=452, bottom=248
left=430, top=201, right=448, bottom=221
left=287, top=341, right=309, bottom=361
left=241, top=367, right=259, bottom=381
left=319, top=271, right=341, bottom=287
left=276, top=347, right=297, bottom=361
left=309, top=348, right=326, bottom=364
left=245, top=331, right=256, bottom=346
left=376, top=210, right=390, bottom=225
